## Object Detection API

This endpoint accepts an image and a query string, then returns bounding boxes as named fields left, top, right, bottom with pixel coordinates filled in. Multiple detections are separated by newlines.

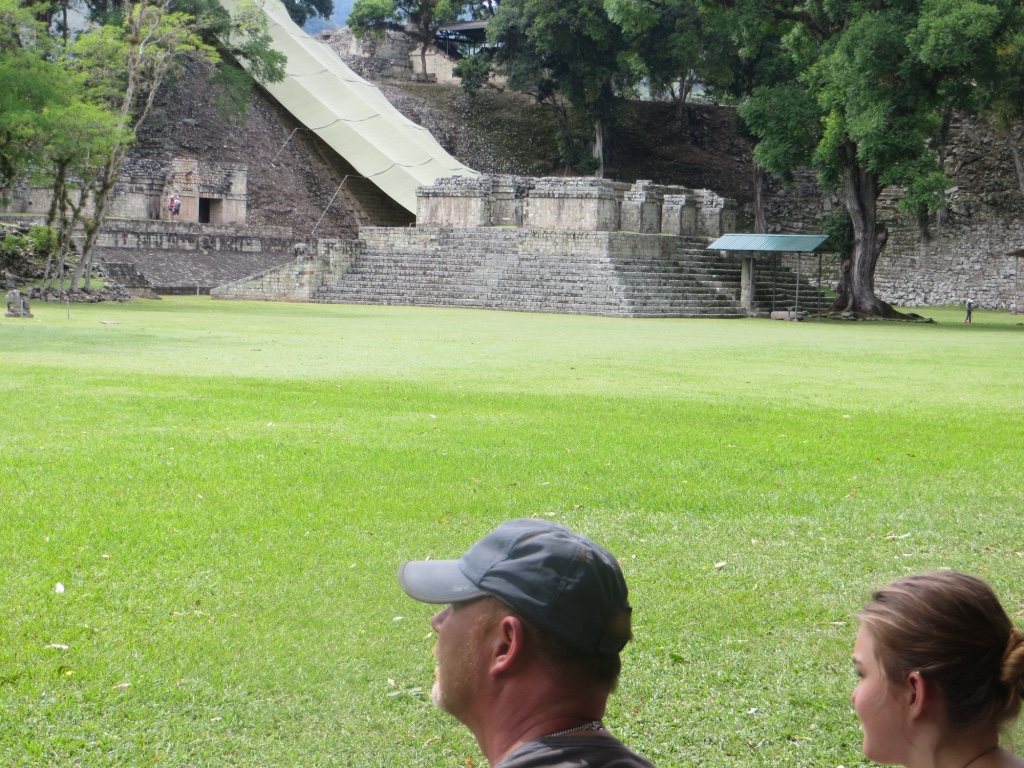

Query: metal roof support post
left=795, top=251, right=801, bottom=313
left=817, top=252, right=822, bottom=320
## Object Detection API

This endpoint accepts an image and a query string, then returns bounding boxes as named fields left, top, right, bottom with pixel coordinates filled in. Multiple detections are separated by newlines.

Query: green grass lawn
left=2, top=298, right=1022, bottom=767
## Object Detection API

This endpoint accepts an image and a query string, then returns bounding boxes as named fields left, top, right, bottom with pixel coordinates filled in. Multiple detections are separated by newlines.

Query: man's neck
left=472, top=681, right=609, bottom=765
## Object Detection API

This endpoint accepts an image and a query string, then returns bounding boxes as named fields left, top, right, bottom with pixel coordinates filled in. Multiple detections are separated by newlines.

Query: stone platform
left=213, top=228, right=827, bottom=318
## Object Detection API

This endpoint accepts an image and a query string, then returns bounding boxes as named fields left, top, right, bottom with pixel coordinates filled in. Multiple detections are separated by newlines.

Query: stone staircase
left=309, top=228, right=827, bottom=318
left=747, top=256, right=833, bottom=316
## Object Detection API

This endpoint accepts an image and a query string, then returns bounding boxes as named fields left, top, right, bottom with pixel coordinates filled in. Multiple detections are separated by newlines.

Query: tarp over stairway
left=219, top=0, right=478, bottom=214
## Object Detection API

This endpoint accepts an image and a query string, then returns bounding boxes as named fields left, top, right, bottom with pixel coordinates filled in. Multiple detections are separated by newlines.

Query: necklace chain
left=961, top=745, right=999, bottom=768
left=546, top=720, right=605, bottom=738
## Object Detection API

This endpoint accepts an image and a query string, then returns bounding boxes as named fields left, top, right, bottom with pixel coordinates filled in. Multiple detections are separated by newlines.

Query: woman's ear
left=906, top=671, right=930, bottom=721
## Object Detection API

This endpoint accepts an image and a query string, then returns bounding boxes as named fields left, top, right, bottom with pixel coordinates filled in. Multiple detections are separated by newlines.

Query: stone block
left=661, top=193, right=698, bottom=235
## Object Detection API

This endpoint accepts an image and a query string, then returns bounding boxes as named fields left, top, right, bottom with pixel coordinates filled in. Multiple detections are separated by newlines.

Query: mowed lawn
left=1, top=297, right=1022, bottom=767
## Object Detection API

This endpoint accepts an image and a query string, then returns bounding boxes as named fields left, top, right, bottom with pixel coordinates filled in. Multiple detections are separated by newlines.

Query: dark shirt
left=496, top=734, right=657, bottom=768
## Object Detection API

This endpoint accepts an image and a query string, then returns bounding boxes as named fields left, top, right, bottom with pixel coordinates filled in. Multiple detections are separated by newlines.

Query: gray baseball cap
left=398, top=518, right=632, bottom=655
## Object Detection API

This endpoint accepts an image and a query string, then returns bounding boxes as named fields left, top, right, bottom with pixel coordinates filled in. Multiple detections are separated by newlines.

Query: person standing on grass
left=965, top=298, right=974, bottom=323
left=398, top=518, right=657, bottom=768
left=851, top=571, right=1024, bottom=768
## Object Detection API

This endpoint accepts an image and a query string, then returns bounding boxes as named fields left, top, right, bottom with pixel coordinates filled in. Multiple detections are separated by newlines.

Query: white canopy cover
left=221, top=0, right=478, bottom=213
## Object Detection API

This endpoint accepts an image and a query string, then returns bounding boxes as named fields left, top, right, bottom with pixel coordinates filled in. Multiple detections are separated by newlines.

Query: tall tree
left=348, top=0, right=462, bottom=78
left=0, top=0, right=67, bottom=199
left=737, top=0, right=1023, bottom=317
left=607, top=0, right=733, bottom=128
left=487, top=0, right=627, bottom=175
left=709, top=2, right=816, bottom=233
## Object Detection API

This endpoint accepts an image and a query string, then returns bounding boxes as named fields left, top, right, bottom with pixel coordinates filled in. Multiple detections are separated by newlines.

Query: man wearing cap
left=399, top=518, right=656, bottom=768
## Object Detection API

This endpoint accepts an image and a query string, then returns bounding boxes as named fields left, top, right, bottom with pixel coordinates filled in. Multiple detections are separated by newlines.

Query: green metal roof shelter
left=707, top=233, right=833, bottom=317
left=707, top=234, right=831, bottom=253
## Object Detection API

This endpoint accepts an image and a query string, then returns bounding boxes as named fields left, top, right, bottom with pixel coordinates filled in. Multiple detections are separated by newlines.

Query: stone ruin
left=213, top=173, right=831, bottom=318
left=1, top=157, right=247, bottom=226
left=416, top=175, right=738, bottom=237
left=5, top=290, right=33, bottom=318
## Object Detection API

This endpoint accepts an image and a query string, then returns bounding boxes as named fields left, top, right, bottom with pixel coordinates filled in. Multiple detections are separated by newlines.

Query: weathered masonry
left=2, top=158, right=248, bottom=226
left=214, top=175, right=826, bottom=317
left=416, top=176, right=738, bottom=236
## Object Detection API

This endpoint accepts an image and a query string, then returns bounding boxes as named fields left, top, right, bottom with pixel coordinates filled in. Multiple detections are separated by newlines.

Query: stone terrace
left=95, top=220, right=296, bottom=293
left=215, top=228, right=827, bottom=318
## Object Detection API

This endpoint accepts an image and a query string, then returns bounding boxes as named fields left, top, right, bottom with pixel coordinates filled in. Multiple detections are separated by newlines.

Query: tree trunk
left=73, top=160, right=118, bottom=291
left=832, top=151, right=900, bottom=317
left=1006, top=123, right=1024, bottom=198
left=753, top=162, right=768, bottom=234
left=935, top=110, right=952, bottom=228
left=593, top=117, right=604, bottom=178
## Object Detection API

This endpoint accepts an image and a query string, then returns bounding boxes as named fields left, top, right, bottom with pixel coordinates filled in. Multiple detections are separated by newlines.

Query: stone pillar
left=5, top=290, right=33, bottom=318
left=621, top=180, right=664, bottom=234
left=700, top=191, right=739, bottom=237
left=661, top=193, right=699, bottom=235
left=740, top=256, right=755, bottom=312
left=489, top=176, right=533, bottom=227
left=721, top=198, right=738, bottom=234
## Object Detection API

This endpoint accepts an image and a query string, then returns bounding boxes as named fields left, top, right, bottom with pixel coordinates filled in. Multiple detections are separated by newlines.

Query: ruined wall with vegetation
left=765, top=113, right=1024, bottom=310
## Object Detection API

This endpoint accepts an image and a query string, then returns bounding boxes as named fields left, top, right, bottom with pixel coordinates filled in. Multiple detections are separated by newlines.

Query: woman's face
left=851, top=626, right=910, bottom=765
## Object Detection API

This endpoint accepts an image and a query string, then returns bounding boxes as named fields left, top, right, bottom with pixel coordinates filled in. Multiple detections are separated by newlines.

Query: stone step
left=305, top=231, right=827, bottom=319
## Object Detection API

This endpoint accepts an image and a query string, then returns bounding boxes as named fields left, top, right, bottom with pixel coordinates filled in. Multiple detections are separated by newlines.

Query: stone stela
left=5, top=290, right=33, bottom=318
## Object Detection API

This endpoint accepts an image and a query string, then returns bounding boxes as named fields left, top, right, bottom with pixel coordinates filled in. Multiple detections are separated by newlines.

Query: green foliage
left=279, top=0, right=333, bottom=26
left=82, top=0, right=332, bottom=28
left=1, top=298, right=1024, bottom=765
left=726, top=0, right=1024, bottom=313
left=738, top=84, right=819, bottom=185
left=0, top=232, right=35, bottom=276
left=574, top=153, right=601, bottom=174
left=348, top=0, right=403, bottom=35
left=349, top=0, right=461, bottom=65
left=27, top=226, right=58, bottom=259
left=0, top=234, right=27, bottom=258
left=224, top=0, right=287, bottom=85
left=819, top=209, right=854, bottom=257
left=889, top=158, right=951, bottom=221
left=452, top=51, right=492, bottom=94
left=209, top=64, right=256, bottom=124
left=0, top=0, right=65, bottom=197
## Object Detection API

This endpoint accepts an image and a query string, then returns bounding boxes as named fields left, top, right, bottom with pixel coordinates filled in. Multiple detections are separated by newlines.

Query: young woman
left=852, top=571, right=1024, bottom=768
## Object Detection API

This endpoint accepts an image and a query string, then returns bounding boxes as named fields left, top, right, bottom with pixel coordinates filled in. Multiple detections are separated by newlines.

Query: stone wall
left=166, top=158, right=247, bottom=225
left=1, top=157, right=249, bottom=226
left=319, top=28, right=415, bottom=81
left=95, top=219, right=292, bottom=252
left=319, top=27, right=466, bottom=85
left=211, top=239, right=362, bottom=301
left=417, top=176, right=738, bottom=236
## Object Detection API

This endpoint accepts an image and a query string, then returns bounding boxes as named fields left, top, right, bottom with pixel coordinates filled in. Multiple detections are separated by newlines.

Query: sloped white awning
left=220, top=0, right=478, bottom=213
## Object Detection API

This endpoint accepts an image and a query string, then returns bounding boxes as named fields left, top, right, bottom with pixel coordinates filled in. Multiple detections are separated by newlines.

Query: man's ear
left=489, top=614, right=525, bottom=676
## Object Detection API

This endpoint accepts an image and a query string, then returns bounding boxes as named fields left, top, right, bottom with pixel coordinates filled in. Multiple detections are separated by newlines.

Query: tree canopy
left=349, top=0, right=462, bottom=75
left=733, top=0, right=1024, bottom=316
